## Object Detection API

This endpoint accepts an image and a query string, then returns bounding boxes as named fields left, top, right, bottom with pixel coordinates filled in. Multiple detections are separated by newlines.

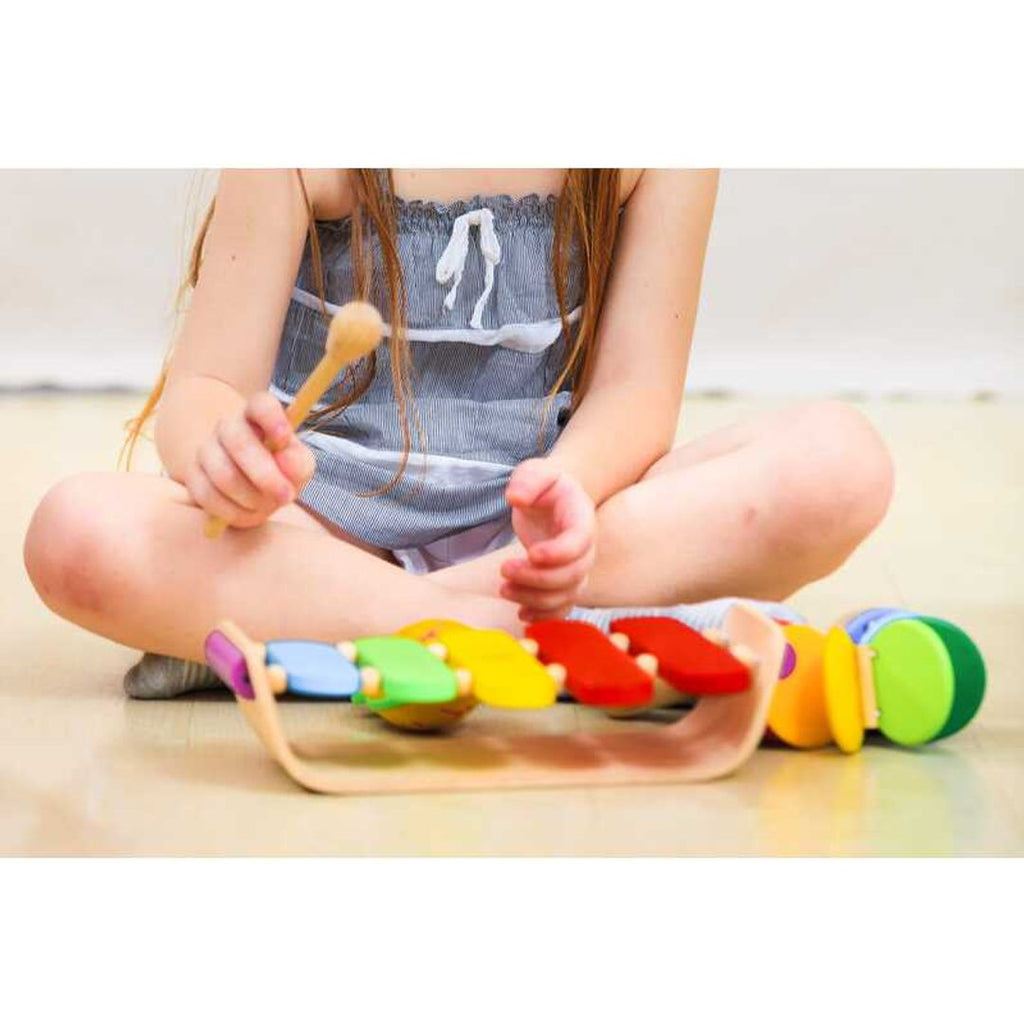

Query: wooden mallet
left=203, top=300, right=384, bottom=540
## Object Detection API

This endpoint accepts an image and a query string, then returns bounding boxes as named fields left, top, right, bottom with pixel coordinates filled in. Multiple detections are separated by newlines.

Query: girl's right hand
left=185, top=392, right=316, bottom=529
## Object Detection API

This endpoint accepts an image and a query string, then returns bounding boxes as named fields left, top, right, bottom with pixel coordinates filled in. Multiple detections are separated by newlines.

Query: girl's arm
left=543, top=169, right=720, bottom=502
left=501, top=170, right=718, bottom=618
left=156, top=170, right=310, bottom=477
left=155, top=170, right=337, bottom=526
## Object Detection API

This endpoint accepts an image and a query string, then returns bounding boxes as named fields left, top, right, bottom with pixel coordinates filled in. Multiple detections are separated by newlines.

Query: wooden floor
left=2, top=394, right=1021, bottom=855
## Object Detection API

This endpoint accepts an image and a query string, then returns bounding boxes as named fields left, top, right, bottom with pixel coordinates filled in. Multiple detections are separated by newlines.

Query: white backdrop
left=0, top=169, right=1020, bottom=395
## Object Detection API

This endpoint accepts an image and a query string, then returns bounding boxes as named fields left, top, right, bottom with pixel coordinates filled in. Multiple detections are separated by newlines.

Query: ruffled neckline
left=318, top=192, right=557, bottom=232
left=396, top=192, right=556, bottom=216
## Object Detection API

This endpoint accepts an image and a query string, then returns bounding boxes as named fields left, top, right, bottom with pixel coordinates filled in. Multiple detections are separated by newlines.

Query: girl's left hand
left=500, top=459, right=596, bottom=622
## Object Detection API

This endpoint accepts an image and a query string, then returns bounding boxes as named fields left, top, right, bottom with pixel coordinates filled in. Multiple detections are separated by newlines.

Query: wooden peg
left=267, top=664, right=288, bottom=695
left=609, top=632, right=630, bottom=652
left=455, top=668, right=474, bottom=697
left=702, top=628, right=729, bottom=648
left=857, top=644, right=880, bottom=729
left=359, top=666, right=382, bottom=699
left=729, top=643, right=759, bottom=670
left=545, top=662, right=568, bottom=689
left=636, top=652, right=659, bottom=677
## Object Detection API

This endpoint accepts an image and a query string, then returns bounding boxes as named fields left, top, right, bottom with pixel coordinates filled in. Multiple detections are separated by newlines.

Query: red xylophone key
left=525, top=620, right=654, bottom=707
left=610, top=617, right=750, bottom=695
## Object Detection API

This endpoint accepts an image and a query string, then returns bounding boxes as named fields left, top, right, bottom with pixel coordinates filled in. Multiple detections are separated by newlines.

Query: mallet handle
left=203, top=301, right=383, bottom=540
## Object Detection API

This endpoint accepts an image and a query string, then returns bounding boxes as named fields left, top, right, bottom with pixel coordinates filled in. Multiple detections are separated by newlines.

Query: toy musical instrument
left=203, top=603, right=785, bottom=794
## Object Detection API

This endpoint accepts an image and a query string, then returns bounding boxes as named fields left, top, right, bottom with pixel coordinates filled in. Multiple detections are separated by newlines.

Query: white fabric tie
left=435, top=208, right=502, bottom=329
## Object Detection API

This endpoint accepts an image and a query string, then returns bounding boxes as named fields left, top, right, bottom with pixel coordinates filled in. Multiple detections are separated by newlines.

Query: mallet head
left=325, top=301, right=385, bottom=366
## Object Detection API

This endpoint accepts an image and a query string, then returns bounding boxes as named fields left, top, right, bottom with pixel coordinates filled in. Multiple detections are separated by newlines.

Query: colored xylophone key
left=524, top=620, right=654, bottom=707
left=205, top=628, right=255, bottom=699
left=266, top=641, right=362, bottom=698
left=348, top=636, right=461, bottom=711
left=432, top=625, right=561, bottom=709
left=609, top=617, right=751, bottom=696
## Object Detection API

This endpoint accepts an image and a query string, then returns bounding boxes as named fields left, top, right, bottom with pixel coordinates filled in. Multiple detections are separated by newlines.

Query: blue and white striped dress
left=270, top=193, right=582, bottom=556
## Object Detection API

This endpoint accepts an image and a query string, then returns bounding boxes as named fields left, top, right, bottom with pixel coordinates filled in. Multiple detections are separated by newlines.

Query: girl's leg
left=24, top=472, right=521, bottom=662
left=436, top=400, right=894, bottom=606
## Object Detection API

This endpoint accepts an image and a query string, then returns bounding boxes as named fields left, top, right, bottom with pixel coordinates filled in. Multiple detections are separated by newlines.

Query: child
left=23, top=169, right=893, bottom=697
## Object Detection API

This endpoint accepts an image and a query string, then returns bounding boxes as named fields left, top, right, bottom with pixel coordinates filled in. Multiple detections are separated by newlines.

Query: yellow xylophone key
left=434, top=626, right=559, bottom=709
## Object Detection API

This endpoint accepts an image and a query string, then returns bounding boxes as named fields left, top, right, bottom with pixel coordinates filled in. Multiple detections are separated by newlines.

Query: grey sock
left=566, top=597, right=803, bottom=634
left=123, top=653, right=224, bottom=699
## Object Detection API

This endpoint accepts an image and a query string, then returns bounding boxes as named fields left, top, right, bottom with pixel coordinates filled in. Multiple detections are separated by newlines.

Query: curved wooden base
left=223, top=603, right=785, bottom=795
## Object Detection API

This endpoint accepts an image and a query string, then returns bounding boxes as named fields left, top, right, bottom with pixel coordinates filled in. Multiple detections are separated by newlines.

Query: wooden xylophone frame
left=213, top=602, right=786, bottom=795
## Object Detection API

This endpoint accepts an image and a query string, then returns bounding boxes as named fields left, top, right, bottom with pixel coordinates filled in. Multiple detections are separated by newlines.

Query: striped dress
left=271, top=192, right=582, bottom=553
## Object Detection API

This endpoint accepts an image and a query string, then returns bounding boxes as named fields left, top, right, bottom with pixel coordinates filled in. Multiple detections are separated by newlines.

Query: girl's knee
left=772, top=400, right=894, bottom=562
left=805, top=400, right=892, bottom=524
left=24, top=473, right=123, bottom=619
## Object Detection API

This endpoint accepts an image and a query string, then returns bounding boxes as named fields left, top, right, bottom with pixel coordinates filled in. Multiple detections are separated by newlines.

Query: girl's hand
left=500, top=459, right=596, bottom=622
left=185, top=392, right=315, bottom=529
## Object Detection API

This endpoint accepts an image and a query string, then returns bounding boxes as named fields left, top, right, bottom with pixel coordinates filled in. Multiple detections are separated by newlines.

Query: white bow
left=435, top=208, right=502, bottom=329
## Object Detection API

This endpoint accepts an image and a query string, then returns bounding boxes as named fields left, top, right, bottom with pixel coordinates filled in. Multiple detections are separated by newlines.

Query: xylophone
left=203, top=603, right=786, bottom=794
left=203, top=604, right=985, bottom=794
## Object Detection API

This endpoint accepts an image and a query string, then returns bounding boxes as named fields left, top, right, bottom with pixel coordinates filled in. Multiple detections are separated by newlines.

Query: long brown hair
left=122, top=169, right=623, bottom=484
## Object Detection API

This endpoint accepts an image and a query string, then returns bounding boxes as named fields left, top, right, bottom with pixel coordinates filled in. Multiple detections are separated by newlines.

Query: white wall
left=0, top=169, right=1020, bottom=395
left=0, top=170, right=214, bottom=388
left=694, top=170, right=1022, bottom=396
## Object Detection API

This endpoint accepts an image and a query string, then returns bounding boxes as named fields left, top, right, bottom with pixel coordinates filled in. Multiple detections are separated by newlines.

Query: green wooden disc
left=917, top=617, right=986, bottom=740
left=870, top=619, right=955, bottom=746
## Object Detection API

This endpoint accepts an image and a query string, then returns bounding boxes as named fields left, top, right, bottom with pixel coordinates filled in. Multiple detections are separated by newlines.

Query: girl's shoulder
left=300, top=170, right=353, bottom=220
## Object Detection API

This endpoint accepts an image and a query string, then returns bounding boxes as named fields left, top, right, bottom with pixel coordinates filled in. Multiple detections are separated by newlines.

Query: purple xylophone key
left=205, top=630, right=255, bottom=700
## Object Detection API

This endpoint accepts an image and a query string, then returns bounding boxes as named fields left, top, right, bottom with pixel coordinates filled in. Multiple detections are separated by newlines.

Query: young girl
left=23, top=169, right=894, bottom=698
